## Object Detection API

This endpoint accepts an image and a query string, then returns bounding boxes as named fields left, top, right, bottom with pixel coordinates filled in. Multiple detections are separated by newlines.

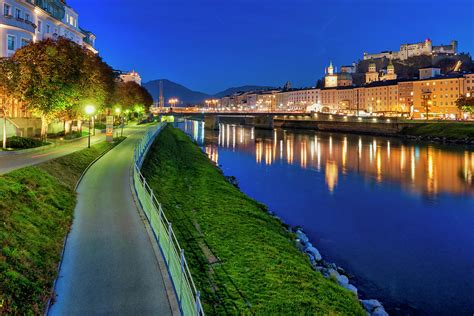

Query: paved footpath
left=48, top=126, right=173, bottom=315
left=0, top=127, right=137, bottom=175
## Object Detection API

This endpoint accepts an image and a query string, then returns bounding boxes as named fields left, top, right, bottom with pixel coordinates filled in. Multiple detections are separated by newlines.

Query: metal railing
left=133, top=123, right=204, bottom=316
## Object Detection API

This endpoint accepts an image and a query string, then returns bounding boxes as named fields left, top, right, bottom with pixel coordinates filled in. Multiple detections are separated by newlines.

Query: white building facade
left=119, top=70, right=142, bottom=86
left=0, top=0, right=96, bottom=58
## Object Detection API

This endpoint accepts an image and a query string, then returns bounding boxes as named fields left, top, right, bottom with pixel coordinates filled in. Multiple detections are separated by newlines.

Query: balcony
left=0, top=14, right=37, bottom=34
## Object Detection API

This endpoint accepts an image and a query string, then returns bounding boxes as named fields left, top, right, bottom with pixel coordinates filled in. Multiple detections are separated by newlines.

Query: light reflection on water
left=180, top=119, right=474, bottom=315
left=184, top=120, right=474, bottom=197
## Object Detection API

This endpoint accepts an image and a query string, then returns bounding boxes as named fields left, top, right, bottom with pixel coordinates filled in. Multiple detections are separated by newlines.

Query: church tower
left=381, top=60, right=397, bottom=81
left=365, top=60, right=379, bottom=84
left=325, top=61, right=338, bottom=88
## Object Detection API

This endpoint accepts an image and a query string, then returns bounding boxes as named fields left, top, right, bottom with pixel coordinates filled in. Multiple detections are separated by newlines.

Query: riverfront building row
left=216, top=64, right=473, bottom=119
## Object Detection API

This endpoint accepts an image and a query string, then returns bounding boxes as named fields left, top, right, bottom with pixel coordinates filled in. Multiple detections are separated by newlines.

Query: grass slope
left=400, top=122, right=474, bottom=140
left=0, top=141, right=117, bottom=314
left=141, top=126, right=364, bottom=315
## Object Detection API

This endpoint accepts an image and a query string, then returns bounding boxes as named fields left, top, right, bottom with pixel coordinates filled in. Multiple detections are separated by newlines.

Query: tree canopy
left=456, top=96, right=474, bottom=114
left=113, top=81, right=153, bottom=113
left=10, top=38, right=115, bottom=137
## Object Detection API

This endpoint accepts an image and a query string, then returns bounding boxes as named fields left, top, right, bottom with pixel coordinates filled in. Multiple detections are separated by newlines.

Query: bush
left=1, top=136, right=45, bottom=149
left=94, top=122, right=106, bottom=130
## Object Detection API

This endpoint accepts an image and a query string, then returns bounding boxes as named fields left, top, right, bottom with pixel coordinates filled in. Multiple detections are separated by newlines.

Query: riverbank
left=0, top=140, right=123, bottom=314
left=274, top=115, right=474, bottom=144
left=141, top=126, right=365, bottom=315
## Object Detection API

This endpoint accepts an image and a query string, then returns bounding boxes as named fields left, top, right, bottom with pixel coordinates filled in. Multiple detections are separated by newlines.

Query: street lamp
left=85, top=105, right=95, bottom=148
left=169, top=98, right=178, bottom=108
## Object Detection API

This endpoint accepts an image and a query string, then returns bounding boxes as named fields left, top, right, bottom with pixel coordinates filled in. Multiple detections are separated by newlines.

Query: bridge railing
left=133, top=123, right=204, bottom=316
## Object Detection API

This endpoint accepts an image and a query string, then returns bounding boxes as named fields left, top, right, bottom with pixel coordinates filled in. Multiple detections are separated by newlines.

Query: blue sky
left=69, top=0, right=474, bottom=94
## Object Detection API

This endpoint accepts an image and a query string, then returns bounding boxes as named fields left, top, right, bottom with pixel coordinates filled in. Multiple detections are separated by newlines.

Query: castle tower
left=327, top=61, right=334, bottom=75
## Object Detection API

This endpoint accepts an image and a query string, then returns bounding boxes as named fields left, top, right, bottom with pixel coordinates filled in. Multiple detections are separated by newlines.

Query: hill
left=143, top=79, right=211, bottom=106
left=213, top=85, right=275, bottom=98
left=143, top=80, right=276, bottom=105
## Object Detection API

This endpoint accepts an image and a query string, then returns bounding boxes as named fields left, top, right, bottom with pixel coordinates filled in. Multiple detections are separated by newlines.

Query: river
left=178, top=119, right=474, bottom=316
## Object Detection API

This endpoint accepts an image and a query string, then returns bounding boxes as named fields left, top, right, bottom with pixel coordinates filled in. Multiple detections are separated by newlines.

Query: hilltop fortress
left=363, top=38, right=457, bottom=61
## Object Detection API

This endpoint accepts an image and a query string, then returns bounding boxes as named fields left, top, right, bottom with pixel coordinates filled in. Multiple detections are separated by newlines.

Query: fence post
left=168, top=223, right=172, bottom=263
left=180, top=249, right=185, bottom=306
left=195, top=291, right=201, bottom=315
left=158, top=204, right=163, bottom=240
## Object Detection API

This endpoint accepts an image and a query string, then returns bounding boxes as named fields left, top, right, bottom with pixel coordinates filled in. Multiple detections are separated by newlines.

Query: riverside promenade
left=48, top=125, right=174, bottom=315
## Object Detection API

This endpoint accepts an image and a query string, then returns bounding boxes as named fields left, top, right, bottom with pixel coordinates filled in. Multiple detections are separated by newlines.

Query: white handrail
left=133, top=123, right=204, bottom=316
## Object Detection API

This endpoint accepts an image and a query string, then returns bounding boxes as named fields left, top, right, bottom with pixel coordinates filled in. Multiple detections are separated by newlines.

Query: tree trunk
left=2, top=113, right=7, bottom=150
left=41, top=114, right=49, bottom=141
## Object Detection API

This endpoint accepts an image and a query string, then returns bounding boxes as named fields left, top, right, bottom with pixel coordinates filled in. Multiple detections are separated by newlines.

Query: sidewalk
left=48, top=127, right=173, bottom=315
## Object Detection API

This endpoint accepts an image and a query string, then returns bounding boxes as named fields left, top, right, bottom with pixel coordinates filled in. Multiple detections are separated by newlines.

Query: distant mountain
left=143, top=79, right=211, bottom=106
left=143, top=79, right=276, bottom=106
left=213, top=85, right=276, bottom=99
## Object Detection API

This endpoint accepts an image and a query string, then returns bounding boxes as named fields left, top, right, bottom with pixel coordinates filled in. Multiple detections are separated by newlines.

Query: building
left=419, top=67, right=441, bottom=80
left=365, top=61, right=379, bottom=84
left=411, top=74, right=465, bottom=119
left=118, top=70, right=142, bottom=86
left=465, top=73, right=474, bottom=96
left=0, top=0, right=96, bottom=137
left=364, top=38, right=458, bottom=61
left=324, top=61, right=353, bottom=88
left=0, top=0, right=97, bottom=57
left=276, top=88, right=320, bottom=111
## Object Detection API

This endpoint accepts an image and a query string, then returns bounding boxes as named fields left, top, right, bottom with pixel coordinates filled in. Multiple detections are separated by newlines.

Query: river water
left=178, top=120, right=474, bottom=316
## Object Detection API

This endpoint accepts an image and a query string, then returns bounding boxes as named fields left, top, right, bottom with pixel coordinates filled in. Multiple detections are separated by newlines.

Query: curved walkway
left=48, top=126, right=173, bottom=315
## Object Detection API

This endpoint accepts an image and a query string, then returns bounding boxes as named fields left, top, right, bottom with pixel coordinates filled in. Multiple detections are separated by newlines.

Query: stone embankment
left=292, top=227, right=389, bottom=316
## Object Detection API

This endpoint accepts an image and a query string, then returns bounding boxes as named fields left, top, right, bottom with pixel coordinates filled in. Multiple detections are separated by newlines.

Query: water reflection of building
left=200, top=122, right=474, bottom=196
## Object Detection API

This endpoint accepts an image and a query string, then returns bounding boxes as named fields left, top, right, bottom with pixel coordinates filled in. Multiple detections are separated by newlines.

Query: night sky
left=68, top=0, right=474, bottom=94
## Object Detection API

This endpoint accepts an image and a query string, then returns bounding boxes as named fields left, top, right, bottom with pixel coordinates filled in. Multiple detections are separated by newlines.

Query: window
left=38, top=20, right=42, bottom=32
left=15, top=8, right=21, bottom=19
left=4, top=4, right=11, bottom=16
left=46, top=25, right=50, bottom=33
left=25, top=13, right=29, bottom=21
left=21, top=38, right=29, bottom=47
left=7, top=35, right=15, bottom=51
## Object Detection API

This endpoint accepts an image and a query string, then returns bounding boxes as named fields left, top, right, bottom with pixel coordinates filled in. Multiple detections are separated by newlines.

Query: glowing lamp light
left=115, top=107, right=121, bottom=114
left=85, top=105, right=95, bottom=115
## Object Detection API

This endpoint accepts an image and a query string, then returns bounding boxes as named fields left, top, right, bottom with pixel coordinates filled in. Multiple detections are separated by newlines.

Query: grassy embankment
left=0, top=139, right=123, bottom=314
left=141, top=126, right=365, bottom=315
left=400, top=122, right=474, bottom=140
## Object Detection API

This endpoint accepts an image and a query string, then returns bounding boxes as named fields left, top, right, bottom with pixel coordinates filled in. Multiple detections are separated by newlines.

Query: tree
left=0, top=58, right=19, bottom=148
left=456, top=96, right=474, bottom=114
left=12, top=38, right=115, bottom=138
left=113, top=81, right=153, bottom=117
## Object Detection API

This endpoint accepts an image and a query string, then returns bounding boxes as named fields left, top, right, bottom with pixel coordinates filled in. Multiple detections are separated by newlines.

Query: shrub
left=1, top=136, right=45, bottom=149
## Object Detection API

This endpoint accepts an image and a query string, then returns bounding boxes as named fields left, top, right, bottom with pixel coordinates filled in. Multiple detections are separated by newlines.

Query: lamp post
left=85, top=105, right=95, bottom=148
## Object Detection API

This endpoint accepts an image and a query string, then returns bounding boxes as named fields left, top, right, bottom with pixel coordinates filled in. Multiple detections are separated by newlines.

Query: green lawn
left=400, top=122, right=474, bottom=140
left=0, top=141, right=120, bottom=315
left=141, top=126, right=365, bottom=315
